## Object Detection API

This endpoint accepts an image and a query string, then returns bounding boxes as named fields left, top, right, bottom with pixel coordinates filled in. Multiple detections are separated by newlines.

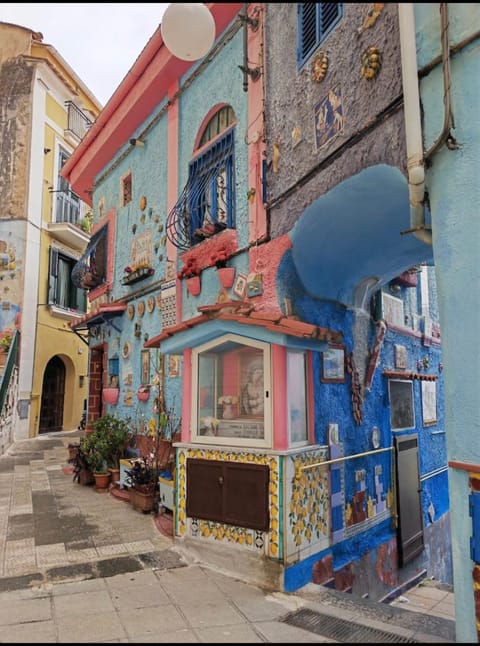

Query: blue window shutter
left=320, top=3, right=343, bottom=40
left=298, top=3, right=343, bottom=67
left=298, top=3, right=318, bottom=63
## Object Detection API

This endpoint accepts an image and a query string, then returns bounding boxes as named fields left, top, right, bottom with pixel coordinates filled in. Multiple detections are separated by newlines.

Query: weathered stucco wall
left=264, top=3, right=407, bottom=237
left=0, top=56, right=33, bottom=219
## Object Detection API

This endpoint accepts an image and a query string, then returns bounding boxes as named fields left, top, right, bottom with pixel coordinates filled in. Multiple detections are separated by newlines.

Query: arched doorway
left=39, top=356, right=66, bottom=433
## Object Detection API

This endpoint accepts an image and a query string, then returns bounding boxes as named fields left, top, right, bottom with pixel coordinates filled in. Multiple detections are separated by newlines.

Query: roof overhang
left=70, top=303, right=127, bottom=332
left=61, top=3, right=243, bottom=203
left=144, top=302, right=342, bottom=354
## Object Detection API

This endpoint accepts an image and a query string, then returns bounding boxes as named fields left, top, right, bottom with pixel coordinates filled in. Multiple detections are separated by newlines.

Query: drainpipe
left=398, top=4, right=433, bottom=245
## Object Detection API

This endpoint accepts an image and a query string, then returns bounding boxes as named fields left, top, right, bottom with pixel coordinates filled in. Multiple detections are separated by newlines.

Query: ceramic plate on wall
left=156, top=293, right=162, bottom=310
left=147, top=296, right=155, bottom=313
left=122, top=342, right=131, bottom=358
left=137, top=300, right=145, bottom=317
left=127, top=304, right=135, bottom=320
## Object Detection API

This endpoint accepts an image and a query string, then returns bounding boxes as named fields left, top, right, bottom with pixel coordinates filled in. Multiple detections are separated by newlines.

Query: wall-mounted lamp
left=129, top=138, right=145, bottom=148
left=160, top=3, right=215, bottom=62
left=238, top=4, right=261, bottom=92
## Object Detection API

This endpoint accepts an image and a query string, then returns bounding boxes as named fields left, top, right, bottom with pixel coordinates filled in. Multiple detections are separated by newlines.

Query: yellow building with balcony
left=0, top=21, right=102, bottom=446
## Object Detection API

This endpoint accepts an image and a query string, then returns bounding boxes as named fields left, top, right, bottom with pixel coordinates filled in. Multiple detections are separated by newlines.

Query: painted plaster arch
left=288, top=164, right=435, bottom=308
left=193, top=102, right=237, bottom=155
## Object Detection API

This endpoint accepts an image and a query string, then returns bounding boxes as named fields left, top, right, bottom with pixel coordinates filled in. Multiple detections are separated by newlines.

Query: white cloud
left=1, top=3, right=168, bottom=105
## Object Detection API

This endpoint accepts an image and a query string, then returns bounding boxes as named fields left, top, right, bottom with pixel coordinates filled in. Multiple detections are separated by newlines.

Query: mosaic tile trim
left=177, top=448, right=280, bottom=558
left=287, top=449, right=330, bottom=551
left=161, top=279, right=176, bottom=328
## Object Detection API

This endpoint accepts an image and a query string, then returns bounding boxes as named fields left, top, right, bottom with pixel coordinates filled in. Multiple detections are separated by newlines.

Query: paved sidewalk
left=0, top=430, right=456, bottom=643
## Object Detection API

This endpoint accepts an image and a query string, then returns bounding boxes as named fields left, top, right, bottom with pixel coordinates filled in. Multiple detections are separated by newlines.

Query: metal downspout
left=398, top=3, right=433, bottom=245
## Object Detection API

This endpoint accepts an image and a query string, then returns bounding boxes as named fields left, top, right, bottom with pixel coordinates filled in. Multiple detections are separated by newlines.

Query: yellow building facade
left=0, top=21, right=102, bottom=445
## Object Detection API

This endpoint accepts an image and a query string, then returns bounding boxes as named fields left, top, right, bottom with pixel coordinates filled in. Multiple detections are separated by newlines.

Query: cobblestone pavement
left=0, top=430, right=457, bottom=643
left=0, top=430, right=172, bottom=584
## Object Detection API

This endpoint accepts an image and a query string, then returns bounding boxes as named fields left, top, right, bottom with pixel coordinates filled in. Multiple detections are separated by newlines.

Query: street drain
left=280, top=607, right=418, bottom=643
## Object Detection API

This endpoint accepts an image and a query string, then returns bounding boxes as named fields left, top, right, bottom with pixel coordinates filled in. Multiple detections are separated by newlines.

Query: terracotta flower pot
left=94, top=472, right=111, bottom=491
left=129, top=487, right=156, bottom=513
left=137, top=389, right=150, bottom=402
left=217, top=267, right=235, bottom=289
left=186, top=275, right=201, bottom=296
left=109, top=467, right=121, bottom=486
left=102, top=387, right=119, bottom=405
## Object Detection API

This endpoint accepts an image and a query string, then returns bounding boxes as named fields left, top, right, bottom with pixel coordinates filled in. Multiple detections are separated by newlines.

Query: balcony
left=64, top=101, right=93, bottom=144
left=47, top=191, right=88, bottom=250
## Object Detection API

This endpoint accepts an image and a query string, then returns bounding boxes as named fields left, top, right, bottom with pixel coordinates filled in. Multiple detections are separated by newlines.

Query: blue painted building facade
left=414, top=3, right=480, bottom=641
left=64, top=3, right=452, bottom=603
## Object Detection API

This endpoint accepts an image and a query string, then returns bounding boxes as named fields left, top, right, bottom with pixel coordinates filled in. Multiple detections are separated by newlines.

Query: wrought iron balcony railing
left=65, top=101, right=92, bottom=140
left=55, top=190, right=81, bottom=225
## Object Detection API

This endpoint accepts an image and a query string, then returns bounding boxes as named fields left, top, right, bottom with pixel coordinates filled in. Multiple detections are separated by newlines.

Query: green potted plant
left=0, top=330, right=12, bottom=353
left=91, top=413, right=133, bottom=483
left=0, top=330, right=13, bottom=367
left=79, top=431, right=111, bottom=490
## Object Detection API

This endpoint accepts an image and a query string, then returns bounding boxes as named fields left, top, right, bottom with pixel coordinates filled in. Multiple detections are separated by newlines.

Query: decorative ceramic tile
left=177, top=448, right=280, bottom=558
left=314, top=85, right=343, bottom=149
left=285, top=448, right=330, bottom=559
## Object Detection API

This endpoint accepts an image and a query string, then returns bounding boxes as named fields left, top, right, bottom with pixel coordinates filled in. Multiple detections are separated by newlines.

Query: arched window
left=166, top=106, right=237, bottom=251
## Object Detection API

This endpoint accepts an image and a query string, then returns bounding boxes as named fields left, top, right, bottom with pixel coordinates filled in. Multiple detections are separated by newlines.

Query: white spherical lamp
left=161, top=3, right=216, bottom=62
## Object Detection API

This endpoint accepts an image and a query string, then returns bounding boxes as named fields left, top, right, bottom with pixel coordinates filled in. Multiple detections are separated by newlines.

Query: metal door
left=395, top=434, right=424, bottom=566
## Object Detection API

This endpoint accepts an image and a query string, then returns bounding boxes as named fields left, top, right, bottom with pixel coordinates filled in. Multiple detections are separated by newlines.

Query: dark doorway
left=395, top=434, right=425, bottom=566
left=39, top=356, right=66, bottom=433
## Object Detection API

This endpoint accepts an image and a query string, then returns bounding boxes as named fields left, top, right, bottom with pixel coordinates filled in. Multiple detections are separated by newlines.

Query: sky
left=1, top=3, right=169, bottom=106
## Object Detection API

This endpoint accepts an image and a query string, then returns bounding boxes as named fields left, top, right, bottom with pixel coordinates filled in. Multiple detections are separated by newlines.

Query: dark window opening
left=122, top=173, right=132, bottom=206
left=199, top=106, right=235, bottom=148
left=48, top=248, right=87, bottom=312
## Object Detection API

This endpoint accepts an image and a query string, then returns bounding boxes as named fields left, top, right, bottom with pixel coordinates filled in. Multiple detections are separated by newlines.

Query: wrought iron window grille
left=166, top=130, right=235, bottom=251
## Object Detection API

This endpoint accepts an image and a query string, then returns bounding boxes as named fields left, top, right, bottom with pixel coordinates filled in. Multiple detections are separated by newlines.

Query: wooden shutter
left=186, top=458, right=269, bottom=531
left=224, top=461, right=269, bottom=531
left=186, top=459, right=224, bottom=523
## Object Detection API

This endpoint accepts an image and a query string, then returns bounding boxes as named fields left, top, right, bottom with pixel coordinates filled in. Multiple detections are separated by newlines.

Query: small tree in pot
left=91, top=413, right=134, bottom=476
left=79, top=432, right=111, bottom=490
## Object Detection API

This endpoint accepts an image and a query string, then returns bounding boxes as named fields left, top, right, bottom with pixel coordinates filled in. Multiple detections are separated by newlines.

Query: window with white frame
left=287, top=350, right=309, bottom=445
left=192, top=334, right=271, bottom=448
left=298, top=3, right=343, bottom=67
left=55, top=148, right=81, bottom=225
left=48, top=247, right=87, bottom=312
